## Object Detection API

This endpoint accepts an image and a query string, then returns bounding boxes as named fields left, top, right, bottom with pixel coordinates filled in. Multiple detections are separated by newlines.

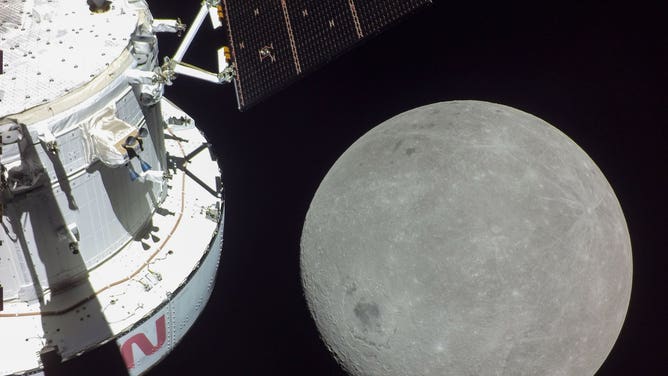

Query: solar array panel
left=221, top=0, right=430, bottom=110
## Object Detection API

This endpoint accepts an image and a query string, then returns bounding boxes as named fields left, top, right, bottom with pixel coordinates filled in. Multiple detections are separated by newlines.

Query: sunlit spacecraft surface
left=0, top=0, right=428, bottom=374
left=0, top=1, right=223, bottom=374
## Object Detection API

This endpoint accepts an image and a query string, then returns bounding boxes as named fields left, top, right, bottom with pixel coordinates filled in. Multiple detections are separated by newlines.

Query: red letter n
left=120, top=315, right=167, bottom=369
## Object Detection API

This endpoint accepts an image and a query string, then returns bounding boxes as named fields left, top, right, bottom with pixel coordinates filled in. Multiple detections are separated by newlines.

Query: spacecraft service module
left=0, top=1, right=225, bottom=374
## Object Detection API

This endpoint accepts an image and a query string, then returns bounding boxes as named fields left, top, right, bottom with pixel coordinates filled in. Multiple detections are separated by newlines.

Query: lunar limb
left=300, top=101, right=632, bottom=376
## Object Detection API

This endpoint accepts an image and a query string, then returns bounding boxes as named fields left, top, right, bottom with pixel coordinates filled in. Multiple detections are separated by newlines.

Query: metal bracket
left=160, top=57, right=232, bottom=85
left=152, top=18, right=186, bottom=35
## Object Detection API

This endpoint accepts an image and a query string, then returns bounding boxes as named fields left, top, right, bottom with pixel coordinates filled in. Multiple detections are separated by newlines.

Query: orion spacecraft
left=0, top=0, right=427, bottom=374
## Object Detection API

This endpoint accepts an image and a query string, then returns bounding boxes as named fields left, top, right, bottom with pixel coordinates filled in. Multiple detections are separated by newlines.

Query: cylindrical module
left=0, top=1, right=224, bottom=374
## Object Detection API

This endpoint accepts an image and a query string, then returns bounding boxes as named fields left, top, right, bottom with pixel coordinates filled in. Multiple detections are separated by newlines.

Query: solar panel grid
left=289, top=1, right=359, bottom=72
left=356, top=0, right=428, bottom=36
left=223, top=1, right=295, bottom=108
left=222, top=0, right=430, bottom=109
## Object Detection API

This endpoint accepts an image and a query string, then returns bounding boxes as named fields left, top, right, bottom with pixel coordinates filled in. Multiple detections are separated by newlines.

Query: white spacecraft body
left=0, top=0, right=224, bottom=374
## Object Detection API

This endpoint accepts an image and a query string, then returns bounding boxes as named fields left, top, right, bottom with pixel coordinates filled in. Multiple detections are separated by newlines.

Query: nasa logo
left=120, top=315, right=167, bottom=369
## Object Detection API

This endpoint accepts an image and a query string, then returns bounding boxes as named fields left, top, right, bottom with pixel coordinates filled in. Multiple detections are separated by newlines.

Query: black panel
left=356, top=0, right=429, bottom=37
left=222, top=0, right=430, bottom=110
left=289, top=0, right=359, bottom=72
left=222, top=1, right=297, bottom=109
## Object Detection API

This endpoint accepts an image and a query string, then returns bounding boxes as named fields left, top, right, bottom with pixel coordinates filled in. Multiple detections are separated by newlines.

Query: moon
left=300, top=101, right=632, bottom=375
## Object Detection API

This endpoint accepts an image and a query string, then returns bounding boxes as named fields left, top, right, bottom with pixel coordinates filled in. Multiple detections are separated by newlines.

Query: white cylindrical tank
left=0, top=1, right=225, bottom=374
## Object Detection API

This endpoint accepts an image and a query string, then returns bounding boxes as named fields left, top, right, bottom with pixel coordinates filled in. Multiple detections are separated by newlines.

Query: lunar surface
left=300, top=101, right=632, bottom=376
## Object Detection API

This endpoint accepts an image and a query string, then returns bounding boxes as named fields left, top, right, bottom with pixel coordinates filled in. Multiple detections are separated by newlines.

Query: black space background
left=73, top=1, right=667, bottom=375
